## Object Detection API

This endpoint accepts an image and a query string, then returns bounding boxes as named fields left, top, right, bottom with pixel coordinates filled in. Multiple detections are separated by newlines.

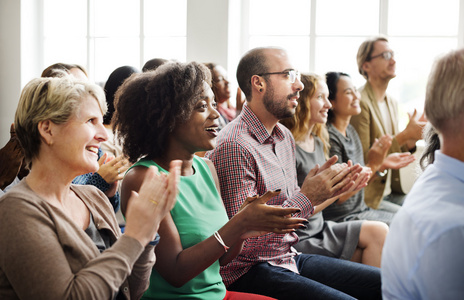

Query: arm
left=0, top=198, right=146, bottom=300
left=122, top=161, right=304, bottom=288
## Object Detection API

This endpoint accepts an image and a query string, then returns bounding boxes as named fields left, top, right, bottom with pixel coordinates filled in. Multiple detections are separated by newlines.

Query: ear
left=362, top=61, right=370, bottom=74
left=37, top=120, right=54, bottom=146
left=251, top=75, right=266, bottom=93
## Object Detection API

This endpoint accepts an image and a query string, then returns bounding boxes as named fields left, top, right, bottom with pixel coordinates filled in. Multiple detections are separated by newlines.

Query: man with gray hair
left=381, top=48, right=464, bottom=299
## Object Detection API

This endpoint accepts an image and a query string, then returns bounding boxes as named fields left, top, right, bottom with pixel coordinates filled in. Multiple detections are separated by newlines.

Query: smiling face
left=330, top=75, right=361, bottom=117
left=261, top=49, right=304, bottom=120
left=309, top=80, right=331, bottom=125
left=171, top=81, right=220, bottom=153
left=50, top=95, right=108, bottom=175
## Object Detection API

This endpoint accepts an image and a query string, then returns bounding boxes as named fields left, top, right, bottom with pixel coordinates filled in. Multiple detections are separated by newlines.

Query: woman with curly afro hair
left=113, top=61, right=308, bottom=300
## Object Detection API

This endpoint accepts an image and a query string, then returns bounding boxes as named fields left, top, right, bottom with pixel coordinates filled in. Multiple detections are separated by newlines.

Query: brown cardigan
left=350, top=82, right=410, bottom=209
left=0, top=179, right=155, bottom=300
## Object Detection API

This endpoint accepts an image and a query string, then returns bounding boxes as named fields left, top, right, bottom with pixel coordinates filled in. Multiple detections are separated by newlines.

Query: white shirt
left=381, top=151, right=464, bottom=299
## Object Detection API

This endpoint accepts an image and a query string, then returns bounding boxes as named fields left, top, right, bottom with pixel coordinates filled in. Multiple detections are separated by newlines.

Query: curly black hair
left=113, top=61, right=211, bottom=163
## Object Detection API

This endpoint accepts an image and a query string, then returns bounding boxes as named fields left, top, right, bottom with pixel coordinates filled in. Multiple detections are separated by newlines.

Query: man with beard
left=205, top=47, right=382, bottom=300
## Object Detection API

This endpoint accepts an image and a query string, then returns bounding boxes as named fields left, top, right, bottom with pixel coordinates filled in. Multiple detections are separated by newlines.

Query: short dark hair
left=103, top=65, right=140, bottom=125
left=142, top=58, right=168, bottom=72
left=113, top=61, right=211, bottom=162
left=236, top=47, right=273, bottom=100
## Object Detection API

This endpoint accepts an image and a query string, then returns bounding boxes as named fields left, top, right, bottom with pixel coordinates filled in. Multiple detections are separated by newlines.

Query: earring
left=259, top=88, right=263, bottom=92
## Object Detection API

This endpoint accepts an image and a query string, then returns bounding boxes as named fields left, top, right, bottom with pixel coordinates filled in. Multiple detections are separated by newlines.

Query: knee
left=360, top=221, right=389, bottom=246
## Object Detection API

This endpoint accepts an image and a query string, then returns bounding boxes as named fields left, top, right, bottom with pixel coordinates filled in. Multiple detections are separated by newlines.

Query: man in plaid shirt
left=206, top=47, right=381, bottom=300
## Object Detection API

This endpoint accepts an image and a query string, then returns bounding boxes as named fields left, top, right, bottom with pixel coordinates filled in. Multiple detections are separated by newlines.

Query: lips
left=205, top=126, right=219, bottom=137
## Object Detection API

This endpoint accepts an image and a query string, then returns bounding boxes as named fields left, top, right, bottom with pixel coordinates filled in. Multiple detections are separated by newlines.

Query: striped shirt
left=205, top=104, right=314, bottom=286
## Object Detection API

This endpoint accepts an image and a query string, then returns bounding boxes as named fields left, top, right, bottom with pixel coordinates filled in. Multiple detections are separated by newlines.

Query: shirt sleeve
left=206, top=141, right=257, bottom=219
left=207, top=140, right=313, bottom=219
left=0, top=197, right=147, bottom=300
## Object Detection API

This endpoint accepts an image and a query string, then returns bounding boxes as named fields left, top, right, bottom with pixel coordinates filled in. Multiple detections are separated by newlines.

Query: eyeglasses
left=256, top=69, right=301, bottom=83
left=369, top=51, right=394, bottom=61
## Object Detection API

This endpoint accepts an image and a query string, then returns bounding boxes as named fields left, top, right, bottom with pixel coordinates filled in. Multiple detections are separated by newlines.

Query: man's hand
left=300, top=156, right=357, bottom=207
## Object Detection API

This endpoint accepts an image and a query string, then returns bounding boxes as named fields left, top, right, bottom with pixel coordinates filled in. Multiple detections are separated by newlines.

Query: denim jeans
left=228, top=254, right=381, bottom=300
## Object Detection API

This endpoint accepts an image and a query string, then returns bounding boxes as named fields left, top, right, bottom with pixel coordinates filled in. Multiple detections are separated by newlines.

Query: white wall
left=0, top=0, right=22, bottom=146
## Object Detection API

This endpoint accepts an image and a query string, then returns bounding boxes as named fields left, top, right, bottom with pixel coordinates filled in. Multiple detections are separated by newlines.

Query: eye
left=212, top=102, right=218, bottom=109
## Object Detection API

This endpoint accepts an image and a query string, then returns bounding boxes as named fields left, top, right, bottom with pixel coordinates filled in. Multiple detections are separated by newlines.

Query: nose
left=324, top=96, right=332, bottom=109
left=294, top=77, right=304, bottom=91
left=95, top=122, right=108, bottom=142
left=210, top=104, right=220, bottom=120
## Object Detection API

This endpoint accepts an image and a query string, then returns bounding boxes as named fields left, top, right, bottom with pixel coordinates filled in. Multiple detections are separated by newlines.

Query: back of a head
left=357, top=36, right=388, bottom=79
left=15, top=77, right=106, bottom=167
left=103, top=65, right=140, bottom=124
left=142, top=58, right=168, bottom=72
left=113, top=61, right=211, bottom=162
left=425, top=48, right=464, bottom=132
left=41, top=63, right=88, bottom=78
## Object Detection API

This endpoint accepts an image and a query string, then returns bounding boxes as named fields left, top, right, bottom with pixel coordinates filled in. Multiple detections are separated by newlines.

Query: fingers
left=98, top=152, right=108, bottom=166
left=306, top=164, right=319, bottom=177
left=319, top=156, right=338, bottom=172
left=255, top=190, right=281, bottom=204
left=409, top=108, right=417, bottom=120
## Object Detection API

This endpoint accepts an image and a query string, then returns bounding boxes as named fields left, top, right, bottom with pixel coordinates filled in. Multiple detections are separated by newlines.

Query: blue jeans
left=228, top=254, right=381, bottom=300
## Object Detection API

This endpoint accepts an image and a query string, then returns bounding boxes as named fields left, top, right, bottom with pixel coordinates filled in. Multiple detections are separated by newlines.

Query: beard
left=262, top=84, right=297, bottom=120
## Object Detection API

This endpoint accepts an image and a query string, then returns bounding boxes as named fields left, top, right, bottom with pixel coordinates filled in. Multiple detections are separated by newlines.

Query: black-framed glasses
left=256, top=69, right=301, bottom=83
left=369, top=51, right=394, bottom=61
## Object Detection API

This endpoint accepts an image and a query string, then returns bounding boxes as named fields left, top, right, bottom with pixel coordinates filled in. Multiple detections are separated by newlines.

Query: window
left=43, top=0, right=187, bottom=83
left=245, top=0, right=462, bottom=121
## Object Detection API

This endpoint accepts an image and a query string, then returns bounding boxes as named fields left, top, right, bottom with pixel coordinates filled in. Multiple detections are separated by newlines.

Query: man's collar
left=241, top=104, right=285, bottom=144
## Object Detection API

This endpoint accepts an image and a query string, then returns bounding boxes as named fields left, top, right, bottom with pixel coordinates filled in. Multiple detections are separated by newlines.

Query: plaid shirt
left=205, top=104, right=314, bottom=286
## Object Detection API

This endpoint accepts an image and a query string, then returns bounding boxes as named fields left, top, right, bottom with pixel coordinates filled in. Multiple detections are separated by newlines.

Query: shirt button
left=123, top=287, right=129, bottom=292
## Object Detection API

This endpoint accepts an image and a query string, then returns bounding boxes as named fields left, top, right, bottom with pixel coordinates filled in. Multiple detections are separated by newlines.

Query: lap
left=228, top=255, right=381, bottom=300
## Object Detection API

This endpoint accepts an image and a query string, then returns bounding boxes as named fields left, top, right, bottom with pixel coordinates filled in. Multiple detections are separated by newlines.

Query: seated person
left=206, top=46, right=381, bottom=300
left=42, top=62, right=130, bottom=211
left=381, top=47, right=464, bottom=300
left=0, top=124, right=26, bottom=195
left=0, top=76, right=179, bottom=299
left=323, top=72, right=415, bottom=224
left=113, top=61, right=305, bottom=299
left=204, top=63, right=237, bottom=130
left=281, top=73, right=388, bottom=267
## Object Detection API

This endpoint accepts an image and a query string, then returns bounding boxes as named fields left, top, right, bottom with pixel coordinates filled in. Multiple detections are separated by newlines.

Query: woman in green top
left=113, top=61, right=307, bottom=299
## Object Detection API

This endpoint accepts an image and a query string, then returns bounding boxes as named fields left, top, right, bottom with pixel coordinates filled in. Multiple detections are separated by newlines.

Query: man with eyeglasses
left=351, top=36, right=425, bottom=211
left=206, top=46, right=381, bottom=300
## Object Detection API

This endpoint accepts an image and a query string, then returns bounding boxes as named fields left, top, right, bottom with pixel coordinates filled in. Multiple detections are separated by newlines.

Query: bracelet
left=376, top=169, right=388, bottom=177
left=213, top=231, right=230, bottom=252
left=148, top=233, right=160, bottom=246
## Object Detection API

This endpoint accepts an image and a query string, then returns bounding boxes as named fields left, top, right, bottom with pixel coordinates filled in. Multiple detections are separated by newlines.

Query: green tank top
left=136, top=156, right=228, bottom=300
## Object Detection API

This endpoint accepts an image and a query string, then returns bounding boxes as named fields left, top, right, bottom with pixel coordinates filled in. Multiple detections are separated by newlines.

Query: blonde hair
left=425, top=48, right=464, bottom=132
left=357, top=36, right=389, bottom=79
left=14, top=76, right=106, bottom=167
left=280, top=73, right=330, bottom=157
